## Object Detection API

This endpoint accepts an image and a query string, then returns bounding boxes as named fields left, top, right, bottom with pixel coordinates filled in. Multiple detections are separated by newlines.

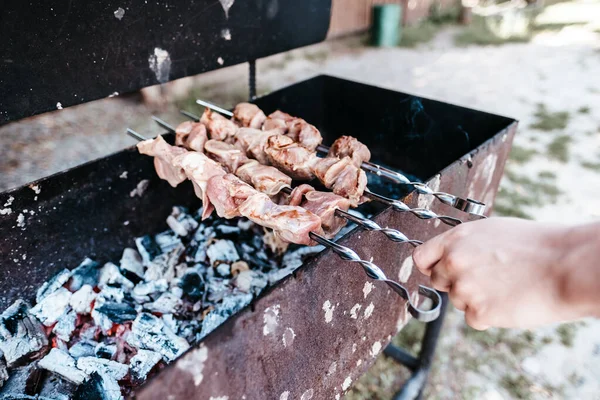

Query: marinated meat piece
left=302, top=190, right=351, bottom=238
left=286, top=120, right=322, bottom=152
left=175, top=121, right=208, bottom=152
left=236, top=160, right=292, bottom=196
left=264, top=135, right=317, bottom=180
left=137, top=136, right=187, bottom=187
left=172, top=152, right=226, bottom=220
left=328, top=135, right=371, bottom=167
left=204, top=139, right=247, bottom=173
left=265, top=110, right=322, bottom=151
left=235, top=128, right=278, bottom=165
left=206, top=174, right=323, bottom=245
left=200, top=108, right=238, bottom=141
left=233, top=103, right=267, bottom=129
left=285, top=185, right=350, bottom=238
left=205, top=173, right=256, bottom=219
left=313, top=157, right=367, bottom=207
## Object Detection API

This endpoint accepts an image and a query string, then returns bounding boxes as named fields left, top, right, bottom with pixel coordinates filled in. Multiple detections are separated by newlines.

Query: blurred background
left=1, top=0, right=599, bottom=398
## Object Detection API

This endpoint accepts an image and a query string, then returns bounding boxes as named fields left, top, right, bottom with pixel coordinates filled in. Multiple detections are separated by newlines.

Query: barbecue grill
left=0, top=1, right=517, bottom=399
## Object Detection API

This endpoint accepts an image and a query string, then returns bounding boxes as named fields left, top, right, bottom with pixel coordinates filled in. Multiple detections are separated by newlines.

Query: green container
left=372, top=4, right=402, bottom=47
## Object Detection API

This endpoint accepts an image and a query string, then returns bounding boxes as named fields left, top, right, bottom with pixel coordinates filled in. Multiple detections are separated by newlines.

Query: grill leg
left=388, top=292, right=448, bottom=400
left=248, top=59, right=257, bottom=101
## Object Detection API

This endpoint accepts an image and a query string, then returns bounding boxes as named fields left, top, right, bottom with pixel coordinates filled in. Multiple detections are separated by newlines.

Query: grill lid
left=0, top=0, right=332, bottom=125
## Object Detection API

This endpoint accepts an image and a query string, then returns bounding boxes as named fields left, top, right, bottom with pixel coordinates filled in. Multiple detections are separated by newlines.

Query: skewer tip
left=126, top=128, right=147, bottom=142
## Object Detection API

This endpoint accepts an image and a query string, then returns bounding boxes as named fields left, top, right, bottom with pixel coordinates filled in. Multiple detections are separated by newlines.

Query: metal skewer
left=127, top=127, right=441, bottom=322
left=174, top=110, right=464, bottom=227
left=195, top=98, right=486, bottom=217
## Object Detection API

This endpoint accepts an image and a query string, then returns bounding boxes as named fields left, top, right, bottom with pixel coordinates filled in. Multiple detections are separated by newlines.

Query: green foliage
left=509, top=145, right=538, bottom=164
left=547, top=135, right=572, bottom=162
left=455, top=16, right=531, bottom=47
left=500, top=374, right=534, bottom=400
left=556, top=324, right=578, bottom=347
left=530, top=104, right=570, bottom=131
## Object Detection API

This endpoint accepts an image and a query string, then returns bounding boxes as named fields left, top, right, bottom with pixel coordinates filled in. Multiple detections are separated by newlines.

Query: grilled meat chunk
left=235, top=128, right=278, bottom=165
left=175, top=121, right=208, bottom=152
left=201, top=108, right=238, bottom=141
left=137, top=136, right=187, bottom=187
left=172, top=152, right=226, bottom=220
left=233, top=103, right=267, bottom=129
left=204, top=139, right=247, bottom=173
left=313, top=157, right=367, bottom=207
left=264, top=110, right=322, bottom=151
left=204, top=139, right=291, bottom=196
left=206, top=174, right=323, bottom=245
left=264, top=135, right=317, bottom=180
left=328, top=135, right=371, bottom=167
left=286, top=184, right=351, bottom=238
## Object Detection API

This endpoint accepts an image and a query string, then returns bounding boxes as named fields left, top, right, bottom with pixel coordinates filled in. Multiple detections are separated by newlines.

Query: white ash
left=38, top=373, right=78, bottom=400
left=36, top=268, right=71, bottom=303
left=132, top=279, right=168, bottom=303
left=119, top=248, right=144, bottom=279
left=144, top=292, right=181, bottom=314
left=155, top=232, right=183, bottom=254
left=216, top=263, right=231, bottom=277
left=0, top=300, right=49, bottom=368
left=207, top=239, right=240, bottom=266
left=38, top=349, right=88, bottom=385
left=30, top=287, right=72, bottom=327
left=129, top=179, right=149, bottom=198
left=98, top=263, right=134, bottom=291
left=127, top=313, right=189, bottom=362
left=69, top=285, right=96, bottom=314
left=76, top=357, right=128, bottom=381
left=78, top=325, right=101, bottom=342
left=52, top=310, right=77, bottom=342
left=199, top=293, right=253, bottom=340
left=233, top=270, right=254, bottom=293
left=129, top=349, right=161, bottom=384
left=166, top=206, right=199, bottom=237
left=0, top=361, right=43, bottom=396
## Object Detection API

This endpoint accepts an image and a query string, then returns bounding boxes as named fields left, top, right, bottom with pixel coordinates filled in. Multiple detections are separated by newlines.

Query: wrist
left=553, top=223, right=600, bottom=320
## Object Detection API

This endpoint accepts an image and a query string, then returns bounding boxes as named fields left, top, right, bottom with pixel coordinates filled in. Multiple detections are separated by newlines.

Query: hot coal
left=1, top=205, right=327, bottom=399
left=73, top=371, right=122, bottom=400
left=68, top=259, right=101, bottom=292
left=37, top=373, right=78, bottom=400
left=38, top=349, right=88, bottom=385
left=0, top=300, right=48, bottom=368
left=94, top=303, right=137, bottom=324
left=0, top=362, right=43, bottom=397
left=129, top=349, right=161, bottom=385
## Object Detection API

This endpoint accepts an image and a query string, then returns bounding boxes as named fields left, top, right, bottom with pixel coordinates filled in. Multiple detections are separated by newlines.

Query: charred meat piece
left=137, top=136, right=188, bottom=187
left=235, top=127, right=278, bottom=165
left=313, top=157, right=367, bottom=207
left=206, top=174, right=323, bottom=245
left=264, top=135, right=317, bottom=180
left=328, top=135, right=371, bottom=167
left=175, top=121, right=208, bottom=152
left=172, top=152, right=226, bottom=220
left=285, top=184, right=351, bottom=238
left=264, top=110, right=322, bottom=151
left=233, top=103, right=267, bottom=129
left=201, top=108, right=238, bottom=141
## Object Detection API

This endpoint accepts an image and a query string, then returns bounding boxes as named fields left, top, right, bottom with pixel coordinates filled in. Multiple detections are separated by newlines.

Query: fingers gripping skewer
left=127, top=127, right=441, bottom=322
left=195, top=99, right=486, bottom=217
left=175, top=110, right=465, bottom=227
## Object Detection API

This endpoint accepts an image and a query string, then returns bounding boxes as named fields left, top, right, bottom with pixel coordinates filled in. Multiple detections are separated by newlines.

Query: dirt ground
left=1, top=1, right=599, bottom=399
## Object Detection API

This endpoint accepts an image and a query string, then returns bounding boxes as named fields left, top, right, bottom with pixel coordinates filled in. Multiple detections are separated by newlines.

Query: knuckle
left=449, top=281, right=469, bottom=299
left=444, top=251, right=463, bottom=273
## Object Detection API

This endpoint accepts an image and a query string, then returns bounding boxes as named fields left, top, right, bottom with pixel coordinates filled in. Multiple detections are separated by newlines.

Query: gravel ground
left=1, top=1, right=599, bottom=399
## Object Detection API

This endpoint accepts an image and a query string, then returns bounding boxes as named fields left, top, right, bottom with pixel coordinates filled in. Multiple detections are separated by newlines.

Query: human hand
left=412, top=217, right=581, bottom=330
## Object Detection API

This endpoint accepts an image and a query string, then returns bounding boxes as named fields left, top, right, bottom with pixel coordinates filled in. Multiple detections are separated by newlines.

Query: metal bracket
left=249, top=59, right=257, bottom=101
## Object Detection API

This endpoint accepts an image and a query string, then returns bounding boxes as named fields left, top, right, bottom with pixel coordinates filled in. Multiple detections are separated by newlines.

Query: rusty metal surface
left=134, top=123, right=517, bottom=400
